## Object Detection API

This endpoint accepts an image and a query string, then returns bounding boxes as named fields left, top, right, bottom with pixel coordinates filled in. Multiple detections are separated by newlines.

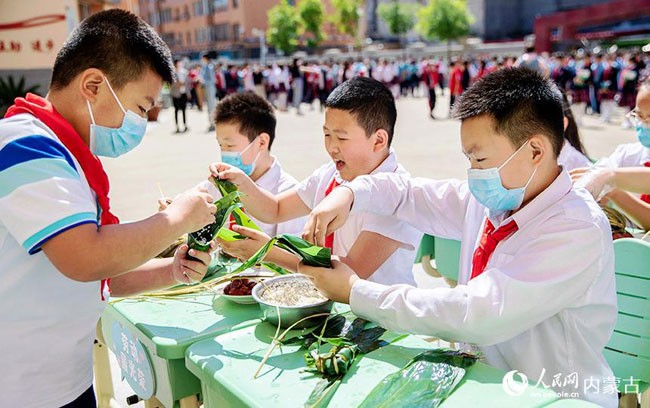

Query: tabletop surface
left=186, top=320, right=562, bottom=408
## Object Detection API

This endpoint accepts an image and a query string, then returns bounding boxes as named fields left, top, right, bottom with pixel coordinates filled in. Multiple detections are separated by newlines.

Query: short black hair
left=325, top=77, right=397, bottom=145
left=452, top=67, right=564, bottom=157
left=50, top=9, right=174, bottom=90
left=214, top=93, right=277, bottom=149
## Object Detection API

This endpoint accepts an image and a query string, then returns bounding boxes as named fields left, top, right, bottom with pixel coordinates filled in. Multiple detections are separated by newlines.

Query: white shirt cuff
left=349, top=278, right=388, bottom=321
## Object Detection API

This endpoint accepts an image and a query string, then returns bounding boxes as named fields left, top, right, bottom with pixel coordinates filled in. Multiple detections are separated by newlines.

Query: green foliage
left=267, top=0, right=300, bottom=55
left=377, top=0, right=418, bottom=37
left=0, top=75, right=40, bottom=115
left=416, top=0, right=473, bottom=43
left=298, top=0, right=326, bottom=49
left=330, top=0, right=362, bottom=38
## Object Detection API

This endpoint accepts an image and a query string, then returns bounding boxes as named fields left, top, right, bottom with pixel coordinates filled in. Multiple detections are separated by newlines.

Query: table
left=100, top=270, right=263, bottom=407
left=185, top=320, right=562, bottom=407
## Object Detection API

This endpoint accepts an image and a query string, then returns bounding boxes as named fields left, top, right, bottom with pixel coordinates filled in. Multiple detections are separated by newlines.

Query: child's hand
left=217, top=225, right=271, bottom=260
left=163, top=186, right=215, bottom=232
left=208, top=162, right=254, bottom=191
left=171, top=243, right=212, bottom=284
left=302, top=187, right=354, bottom=246
left=298, top=257, right=359, bottom=304
left=157, top=197, right=173, bottom=212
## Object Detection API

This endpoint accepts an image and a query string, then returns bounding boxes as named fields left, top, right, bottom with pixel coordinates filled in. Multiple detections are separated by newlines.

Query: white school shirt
left=599, top=141, right=650, bottom=168
left=295, top=150, right=422, bottom=286
left=0, top=114, right=105, bottom=407
left=200, top=157, right=305, bottom=237
left=346, top=170, right=617, bottom=407
left=558, top=141, right=592, bottom=171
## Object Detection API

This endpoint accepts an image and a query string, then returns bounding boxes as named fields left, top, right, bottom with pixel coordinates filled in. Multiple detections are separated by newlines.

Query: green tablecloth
left=101, top=268, right=264, bottom=406
left=185, top=321, right=561, bottom=407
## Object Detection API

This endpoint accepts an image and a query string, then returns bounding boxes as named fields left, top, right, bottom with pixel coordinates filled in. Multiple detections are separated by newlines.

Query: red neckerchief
left=323, top=178, right=340, bottom=252
left=641, top=162, right=650, bottom=204
left=5, top=93, right=118, bottom=299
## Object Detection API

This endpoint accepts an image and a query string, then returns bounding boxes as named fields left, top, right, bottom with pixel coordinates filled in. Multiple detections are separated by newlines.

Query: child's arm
left=607, top=189, right=650, bottom=230
left=209, top=163, right=310, bottom=223
left=110, top=243, right=213, bottom=297
left=339, top=231, right=403, bottom=279
left=40, top=187, right=215, bottom=282
left=304, top=173, right=469, bottom=247
left=612, top=167, right=650, bottom=194
left=300, top=216, right=610, bottom=346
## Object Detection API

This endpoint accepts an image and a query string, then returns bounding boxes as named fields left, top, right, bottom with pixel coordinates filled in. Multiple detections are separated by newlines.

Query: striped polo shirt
left=0, top=113, right=107, bottom=407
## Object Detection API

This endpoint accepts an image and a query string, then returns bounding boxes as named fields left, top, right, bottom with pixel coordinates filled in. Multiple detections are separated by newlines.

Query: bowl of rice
left=252, top=274, right=333, bottom=329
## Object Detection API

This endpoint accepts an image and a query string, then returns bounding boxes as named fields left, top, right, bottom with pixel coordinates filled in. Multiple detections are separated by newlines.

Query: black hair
left=213, top=92, right=276, bottom=149
left=50, top=9, right=174, bottom=90
left=325, top=77, right=397, bottom=146
left=560, top=90, right=587, bottom=156
left=452, top=67, right=564, bottom=157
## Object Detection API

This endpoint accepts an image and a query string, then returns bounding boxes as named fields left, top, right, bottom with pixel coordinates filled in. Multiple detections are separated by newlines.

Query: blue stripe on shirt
left=23, top=212, right=97, bottom=254
left=0, top=157, right=80, bottom=198
left=0, top=135, right=78, bottom=173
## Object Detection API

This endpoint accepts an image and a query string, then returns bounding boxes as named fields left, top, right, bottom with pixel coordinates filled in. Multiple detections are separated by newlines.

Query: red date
left=223, top=279, right=258, bottom=296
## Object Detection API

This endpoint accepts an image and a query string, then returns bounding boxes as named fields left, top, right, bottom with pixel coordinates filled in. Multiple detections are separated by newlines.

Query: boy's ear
left=257, top=132, right=271, bottom=151
left=372, top=129, right=389, bottom=152
left=529, top=135, right=546, bottom=163
left=79, top=68, right=106, bottom=103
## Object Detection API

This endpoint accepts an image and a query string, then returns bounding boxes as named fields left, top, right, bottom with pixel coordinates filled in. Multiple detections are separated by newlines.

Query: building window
left=232, top=0, right=238, bottom=8
left=187, top=31, right=192, bottom=46
left=232, top=23, right=240, bottom=41
left=214, top=23, right=229, bottom=41
left=213, top=0, right=227, bottom=11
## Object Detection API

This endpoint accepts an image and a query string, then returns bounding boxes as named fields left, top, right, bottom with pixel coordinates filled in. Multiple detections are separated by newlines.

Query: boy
left=299, top=68, right=617, bottom=407
left=0, top=10, right=216, bottom=407
left=212, top=77, right=421, bottom=286
left=162, top=92, right=305, bottom=236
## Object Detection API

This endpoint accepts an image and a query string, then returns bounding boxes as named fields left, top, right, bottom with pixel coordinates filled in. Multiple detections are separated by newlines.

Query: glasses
left=626, top=109, right=650, bottom=127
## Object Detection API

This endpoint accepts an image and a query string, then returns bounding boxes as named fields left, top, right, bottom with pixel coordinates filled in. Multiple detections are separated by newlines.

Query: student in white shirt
left=212, top=77, right=422, bottom=286
left=0, top=11, right=215, bottom=407
left=161, top=92, right=305, bottom=237
left=573, top=79, right=650, bottom=230
left=299, top=68, right=617, bottom=407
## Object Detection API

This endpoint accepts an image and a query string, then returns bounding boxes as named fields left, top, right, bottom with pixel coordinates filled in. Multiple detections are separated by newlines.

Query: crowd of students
left=1, top=9, right=649, bottom=407
left=172, top=47, right=647, bottom=127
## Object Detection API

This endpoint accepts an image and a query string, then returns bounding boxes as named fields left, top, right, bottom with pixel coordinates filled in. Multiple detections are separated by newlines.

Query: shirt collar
left=487, top=167, right=572, bottom=228
left=255, top=156, right=281, bottom=190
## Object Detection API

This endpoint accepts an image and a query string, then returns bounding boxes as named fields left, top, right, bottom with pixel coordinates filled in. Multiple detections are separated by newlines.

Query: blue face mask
left=637, top=124, right=650, bottom=148
left=467, top=140, right=538, bottom=212
left=86, top=77, right=147, bottom=158
left=220, top=139, right=260, bottom=176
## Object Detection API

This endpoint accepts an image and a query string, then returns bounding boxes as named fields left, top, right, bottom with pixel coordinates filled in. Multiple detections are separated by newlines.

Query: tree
left=267, top=0, right=300, bottom=56
left=298, top=0, right=326, bottom=49
left=417, top=0, right=473, bottom=61
left=330, top=0, right=362, bottom=46
left=377, top=0, right=418, bottom=43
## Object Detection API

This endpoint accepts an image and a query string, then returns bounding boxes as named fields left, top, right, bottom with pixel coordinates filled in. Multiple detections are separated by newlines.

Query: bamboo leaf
left=304, top=379, right=341, bottom=408
left=358, top=349, right=479, bottom=408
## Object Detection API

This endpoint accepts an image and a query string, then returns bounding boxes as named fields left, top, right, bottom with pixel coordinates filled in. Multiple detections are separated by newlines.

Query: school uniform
left=199, top=157, right=305, bottom=237
left=295, top=150, right=422, bottom=286
left=600, top=142, right=650, bottom=204
left=558, top=141, right=591, bottom=171
left=343, top=169, right=617, bottom=407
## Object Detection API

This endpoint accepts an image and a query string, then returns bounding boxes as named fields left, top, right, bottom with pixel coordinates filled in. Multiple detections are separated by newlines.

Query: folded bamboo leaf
left=187, top=192, right=242, bottom=252
left=230, top=207, right=261, bottom=231
left=213, top=177, right=238, bottom=196
left=231, top=234, right=331, bottom=274
left=216, top=228, right=247, bottom=242
left=358, top=349, right=479, bottom=408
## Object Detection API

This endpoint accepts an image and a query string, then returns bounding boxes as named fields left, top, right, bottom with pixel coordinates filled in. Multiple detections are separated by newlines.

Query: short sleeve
left=358, top=212, right=422, bottom=250
left=294, top=163, right=333, bottom=209
left=0, top=135, right=98, bottom=254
